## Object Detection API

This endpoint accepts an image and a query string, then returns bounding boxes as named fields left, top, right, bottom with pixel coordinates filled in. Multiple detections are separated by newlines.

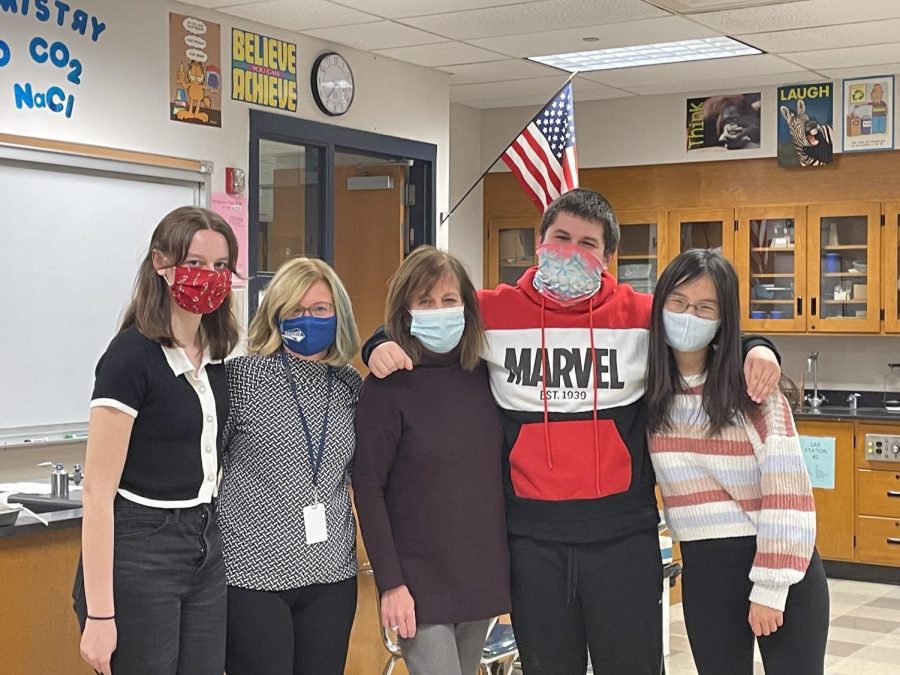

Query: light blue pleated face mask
left=662, top=310, right=720, bottom=353
left=408, top=306, right=466, bottom=354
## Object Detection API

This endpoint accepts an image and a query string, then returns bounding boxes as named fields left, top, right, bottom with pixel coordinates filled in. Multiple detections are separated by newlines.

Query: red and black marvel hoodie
left=478, top=267, right=659, bottom=543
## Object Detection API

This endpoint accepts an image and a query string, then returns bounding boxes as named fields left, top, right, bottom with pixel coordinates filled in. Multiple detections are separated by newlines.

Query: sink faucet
left=805, top=352, right=828, bottom=409
left=847, top=393, right=861, bottom=410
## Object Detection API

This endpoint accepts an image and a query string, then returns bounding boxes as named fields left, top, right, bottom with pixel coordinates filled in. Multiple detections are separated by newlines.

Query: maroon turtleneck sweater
left=352, top=349, right=511, bottom=625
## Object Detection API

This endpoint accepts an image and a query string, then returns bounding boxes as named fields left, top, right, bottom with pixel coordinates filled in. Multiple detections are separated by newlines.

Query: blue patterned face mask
left=533, top=243, right=605, bottom=306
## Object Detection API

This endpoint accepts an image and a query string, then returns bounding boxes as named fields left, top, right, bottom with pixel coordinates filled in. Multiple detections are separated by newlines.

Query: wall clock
left=312, top=51, right=354, bottom=116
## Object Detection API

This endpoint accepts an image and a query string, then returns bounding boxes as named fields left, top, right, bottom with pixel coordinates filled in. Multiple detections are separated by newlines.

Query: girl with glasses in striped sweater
left=646, top=249, right=829, bottom=675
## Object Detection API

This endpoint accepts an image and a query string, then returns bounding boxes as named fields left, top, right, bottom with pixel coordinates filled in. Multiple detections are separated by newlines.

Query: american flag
left=501, top=82, right=579, bottom=212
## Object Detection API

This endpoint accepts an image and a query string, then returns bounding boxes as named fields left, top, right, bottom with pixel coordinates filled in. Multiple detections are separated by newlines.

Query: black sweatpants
left=225, top=577, right=358, bottom=675
left=680, top=537, right=829, bottom=675
left=509, top=528, right=663, bottom=675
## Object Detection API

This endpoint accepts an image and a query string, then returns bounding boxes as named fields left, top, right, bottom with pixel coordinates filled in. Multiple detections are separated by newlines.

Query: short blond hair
left=248, top=257, right=360, bottom=366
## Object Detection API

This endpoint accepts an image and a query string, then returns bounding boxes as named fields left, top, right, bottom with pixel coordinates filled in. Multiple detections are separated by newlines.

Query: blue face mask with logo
left=279, top=315, right=337, bottom=357
left=409, top=306, right=466, bottom=354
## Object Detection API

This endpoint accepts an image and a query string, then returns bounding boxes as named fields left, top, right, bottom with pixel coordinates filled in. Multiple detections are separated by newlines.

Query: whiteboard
left=0, top=146, right=208, bottom=440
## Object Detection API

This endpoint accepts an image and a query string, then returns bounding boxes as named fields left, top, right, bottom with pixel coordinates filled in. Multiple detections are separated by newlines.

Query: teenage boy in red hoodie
left=363, top=188, right=781, bottom=674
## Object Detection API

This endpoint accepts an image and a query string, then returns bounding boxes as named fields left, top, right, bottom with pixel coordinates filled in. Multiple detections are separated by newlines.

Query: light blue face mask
left=663, top=309, right=720, bottom=353
left=409, top=306, right=466, bottom=354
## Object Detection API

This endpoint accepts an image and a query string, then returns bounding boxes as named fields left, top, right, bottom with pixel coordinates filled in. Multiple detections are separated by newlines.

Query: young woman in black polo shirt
left=218, top=257, right=361, bottom=675
left=75, top=206, right=240, bottom=675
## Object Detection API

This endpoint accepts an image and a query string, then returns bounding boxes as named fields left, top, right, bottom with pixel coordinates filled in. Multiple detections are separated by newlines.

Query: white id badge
left=303, top=503, right=328, bottom=545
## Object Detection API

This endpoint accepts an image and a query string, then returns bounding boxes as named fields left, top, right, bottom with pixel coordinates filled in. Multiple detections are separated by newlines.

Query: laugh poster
left=777, top=82, right=833, bottom=168
left=169, top=13, right=222, bottom=127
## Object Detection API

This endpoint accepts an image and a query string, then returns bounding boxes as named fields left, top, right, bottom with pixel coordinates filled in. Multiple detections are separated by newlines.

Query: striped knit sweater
left=648, top=374, right=816, bottom=611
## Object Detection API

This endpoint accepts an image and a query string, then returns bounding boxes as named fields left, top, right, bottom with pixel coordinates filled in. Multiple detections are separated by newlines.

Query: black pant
left=509, top=529, right=663, bottom=675
left=73, top=497, right=227, bottom=674
left=680, top=537, right=829, bottom=675
left=225, top=577, right=358, bottom=675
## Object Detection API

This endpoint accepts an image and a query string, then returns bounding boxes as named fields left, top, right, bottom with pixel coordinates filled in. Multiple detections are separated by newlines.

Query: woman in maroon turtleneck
left=353, top=246, right=510, bottom=675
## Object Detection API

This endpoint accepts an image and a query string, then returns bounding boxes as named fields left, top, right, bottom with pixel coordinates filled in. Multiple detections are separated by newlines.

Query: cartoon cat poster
left=169, top=13, right=222, bottom=127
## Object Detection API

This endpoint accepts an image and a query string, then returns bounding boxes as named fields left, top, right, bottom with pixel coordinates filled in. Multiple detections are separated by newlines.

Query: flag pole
left=440, top=71, right=578, bottom=225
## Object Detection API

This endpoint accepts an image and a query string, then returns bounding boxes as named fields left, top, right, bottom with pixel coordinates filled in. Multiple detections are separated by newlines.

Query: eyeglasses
left=289, top=302, right=335, bottom=319
left=664, top=296, right=720, bottom=320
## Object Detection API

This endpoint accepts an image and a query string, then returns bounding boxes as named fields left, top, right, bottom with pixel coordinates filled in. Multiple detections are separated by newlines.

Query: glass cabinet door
left=612, top=209, right=666, bottom=295
left=807, top=202, right=881, bottom=333
left=486, top=217, right=539, bottom=289
left=667, top=208, right=735, bottom=262
left=736, top=206, right=807, bottom=332
left=883, top=201, right=900, bottom=333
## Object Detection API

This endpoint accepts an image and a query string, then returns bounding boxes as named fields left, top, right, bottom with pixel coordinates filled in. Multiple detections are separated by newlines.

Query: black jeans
left=225, top=577, right=358, bottom=675
left=509, top=529, right=663, bottom=675
left=73, top=496, right=227, bottom=674
left=680, top=537, right=829, bottom=675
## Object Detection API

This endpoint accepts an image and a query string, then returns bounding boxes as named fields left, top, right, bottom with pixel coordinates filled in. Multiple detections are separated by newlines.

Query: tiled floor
left=666, top=578, right=900, bottom=675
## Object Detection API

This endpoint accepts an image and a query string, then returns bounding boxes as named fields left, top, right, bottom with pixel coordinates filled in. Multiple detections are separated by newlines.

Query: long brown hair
left=384, top=246, right=483, bottom=371
left=646, top=249, right=754, bottom=436
left=120, top=206, right=240, bottom=360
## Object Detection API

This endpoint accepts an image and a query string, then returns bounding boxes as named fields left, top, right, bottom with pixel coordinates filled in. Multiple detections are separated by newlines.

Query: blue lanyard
left=280, top=350, right=333, bottom=500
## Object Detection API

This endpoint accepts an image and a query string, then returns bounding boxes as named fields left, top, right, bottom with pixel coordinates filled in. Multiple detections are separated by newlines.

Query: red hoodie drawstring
left=589, top=305, right=601, bottom=495
left=540, top=295, right=553, bottom=469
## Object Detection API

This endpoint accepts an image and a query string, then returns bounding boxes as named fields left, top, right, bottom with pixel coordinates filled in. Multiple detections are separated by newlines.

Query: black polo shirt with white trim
left=90, top=328, right=229, bottom=507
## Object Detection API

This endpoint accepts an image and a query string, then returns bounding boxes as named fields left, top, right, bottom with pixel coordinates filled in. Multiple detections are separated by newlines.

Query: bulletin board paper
left=799, top=435, right=836, bottom=490
left=212, top=192, right=248, bottom=286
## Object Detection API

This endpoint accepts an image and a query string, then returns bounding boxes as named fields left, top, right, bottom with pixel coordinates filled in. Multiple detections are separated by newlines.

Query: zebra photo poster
left=777, top=82, right=834, bottom=168
left=842, top=76, right=894, bottom=153
left=686, top=93, right=761, bottom=152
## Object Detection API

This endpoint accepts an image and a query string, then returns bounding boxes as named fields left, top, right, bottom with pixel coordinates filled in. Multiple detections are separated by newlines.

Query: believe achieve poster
left=232, top=28, right=297, bottom=112
left=777, top=82, right=834, bottom=168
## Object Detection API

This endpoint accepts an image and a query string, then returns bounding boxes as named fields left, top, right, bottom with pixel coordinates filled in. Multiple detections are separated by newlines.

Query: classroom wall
left=0, top=0, right=452, bottom=263
left=448, top=102, right=484, bottom=287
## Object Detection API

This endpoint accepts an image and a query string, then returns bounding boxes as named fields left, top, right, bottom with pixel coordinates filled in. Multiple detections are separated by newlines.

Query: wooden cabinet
left=485, top=217, right=539, bottom=290
left=806, top=202, right=881, bottom=333
left=855, top=424, right=900, bottom=567
left=612, top=209, right=667, bottom=294
left=795, top=419, right=855, bottom=561
left=736, top=205, right=807, bottom=333
left=735, top=202, right=881, bottom=333
left=666, top=208, right=734, bottom=262
left=882, top=201, right=900, bottom=332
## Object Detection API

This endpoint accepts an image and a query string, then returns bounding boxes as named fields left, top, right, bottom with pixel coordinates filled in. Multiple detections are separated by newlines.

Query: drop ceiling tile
left=468, top=16, right=719, bottom=58
left=624, top=69, right=818, bottom=95
left=817, top=62, right=900, bottom=81
left=737, top=18, right=900, bottom=54
left=438, top=59, right=563, bottom=85
left=331, top=0, right=537, bottom=19
left=689, top=0, right=900, bottom=35
left=218, top=0, right=378, bottom=31
left=402, top=0, right=667, bottom=41
left=450, top=75, right=623, bottom=103
left=785, top=42, right=900, bottom=71
left=374, top=42, right=504, bottom=67
left=580, top=53, right=799, bottom=88
left=303, top=21, right=446, bottom=50
left=179, top=0, right=269, bottom=7
left=652, top=0, right=807, bottom=10
left=464, top=88, right=634, bottom=108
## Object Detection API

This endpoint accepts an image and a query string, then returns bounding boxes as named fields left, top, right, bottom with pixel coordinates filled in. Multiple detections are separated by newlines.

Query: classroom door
left=332, top=150, right=409, bottom=364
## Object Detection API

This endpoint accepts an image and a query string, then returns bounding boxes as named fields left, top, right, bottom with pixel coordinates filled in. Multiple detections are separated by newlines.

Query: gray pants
left=399, top=619, right=492, bottom=675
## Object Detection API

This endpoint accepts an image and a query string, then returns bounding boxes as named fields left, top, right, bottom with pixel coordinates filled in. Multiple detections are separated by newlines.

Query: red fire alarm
left=225, top=167, right=245, bottom=195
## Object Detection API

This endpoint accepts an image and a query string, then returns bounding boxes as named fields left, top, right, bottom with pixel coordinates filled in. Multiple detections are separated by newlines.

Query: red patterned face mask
left=169, top=266, right=232, bottom=315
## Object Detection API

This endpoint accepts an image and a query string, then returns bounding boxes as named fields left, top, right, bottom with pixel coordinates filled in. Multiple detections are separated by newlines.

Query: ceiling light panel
left=529, top=36, right=761, bottom=71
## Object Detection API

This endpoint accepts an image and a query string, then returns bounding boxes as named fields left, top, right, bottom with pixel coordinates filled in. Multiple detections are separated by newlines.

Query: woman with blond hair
left=353, top=246, right=510, bottom=675
left=218, top=257, right=361, bottom=675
